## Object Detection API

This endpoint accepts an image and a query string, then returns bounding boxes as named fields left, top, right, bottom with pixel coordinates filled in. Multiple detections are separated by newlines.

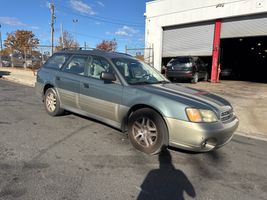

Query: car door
left=79, top=55, right=123, bottom=124
left=56, top=54, right=88, bottom=109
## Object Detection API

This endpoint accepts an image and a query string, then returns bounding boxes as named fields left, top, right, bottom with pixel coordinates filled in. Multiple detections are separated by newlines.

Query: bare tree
left=56, top=31, right=79, bottom=50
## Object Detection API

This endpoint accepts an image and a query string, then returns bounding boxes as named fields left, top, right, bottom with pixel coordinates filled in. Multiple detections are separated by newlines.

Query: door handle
left=83, top=83, right=89, bottom=88
left=56, top=76, right=60, bottom=81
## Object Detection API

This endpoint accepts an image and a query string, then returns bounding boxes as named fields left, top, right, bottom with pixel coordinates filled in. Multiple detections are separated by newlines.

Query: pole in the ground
left=50, top=0, right=55, bottom=54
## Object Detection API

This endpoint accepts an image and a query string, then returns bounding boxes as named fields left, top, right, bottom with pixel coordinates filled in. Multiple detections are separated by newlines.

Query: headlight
left=186, top=108, right=218, bottom=123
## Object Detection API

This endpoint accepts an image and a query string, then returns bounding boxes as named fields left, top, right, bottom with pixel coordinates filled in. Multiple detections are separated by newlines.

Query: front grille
left=221, top=107, right=234, bottom=123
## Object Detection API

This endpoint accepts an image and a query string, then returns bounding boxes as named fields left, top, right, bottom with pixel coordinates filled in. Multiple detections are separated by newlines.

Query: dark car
left=166, top=56, right=209, bottom=83
left=0, top=55, right=11, bottom=67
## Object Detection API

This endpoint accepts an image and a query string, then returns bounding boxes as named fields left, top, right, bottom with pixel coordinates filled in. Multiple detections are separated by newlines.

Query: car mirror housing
left=100, top=72, right=116, bottom=82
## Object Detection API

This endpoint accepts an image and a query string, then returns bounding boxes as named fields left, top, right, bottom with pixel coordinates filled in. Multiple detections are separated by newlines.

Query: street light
left=72, top=19, right=78, bottom=44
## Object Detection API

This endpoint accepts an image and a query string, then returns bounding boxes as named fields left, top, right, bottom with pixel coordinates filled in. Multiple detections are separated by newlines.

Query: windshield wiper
left=131, top=81, right=152, bottom=85
left=152, top=80, right=170, bottom=84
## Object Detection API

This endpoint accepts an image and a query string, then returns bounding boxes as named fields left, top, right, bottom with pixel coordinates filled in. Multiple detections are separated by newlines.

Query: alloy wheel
left=132, top=117, right=158, bottom=148
left=45, top=91, right=56, bottom=112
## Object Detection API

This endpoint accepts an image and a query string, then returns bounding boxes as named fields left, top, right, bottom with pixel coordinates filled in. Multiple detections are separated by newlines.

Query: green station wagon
left=35, top=49, right=239, bottom=154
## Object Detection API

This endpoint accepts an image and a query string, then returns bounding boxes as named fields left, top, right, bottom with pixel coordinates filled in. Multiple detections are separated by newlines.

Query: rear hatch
left=167, top=57, right=193, bottom=71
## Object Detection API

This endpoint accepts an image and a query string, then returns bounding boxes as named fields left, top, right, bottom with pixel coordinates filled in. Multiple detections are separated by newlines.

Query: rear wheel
left=44, top=88, right=64, bottom=116
left=128, top=108, right=168, bottom=154
left=203, top=72, right=209, bottom=81
left=167, top=77, right=174, bottom=82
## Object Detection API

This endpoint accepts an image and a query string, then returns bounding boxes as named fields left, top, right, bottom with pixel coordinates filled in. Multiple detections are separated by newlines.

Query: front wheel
left=128, top=108, right=168, bottom=154
left=44, top=88, right=64, bottom=116
left=191, top=73, right=199, bottom=83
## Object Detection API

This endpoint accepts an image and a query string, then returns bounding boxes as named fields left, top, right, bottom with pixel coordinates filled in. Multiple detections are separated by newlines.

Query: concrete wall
left=145, top=0, right=267, bottom=71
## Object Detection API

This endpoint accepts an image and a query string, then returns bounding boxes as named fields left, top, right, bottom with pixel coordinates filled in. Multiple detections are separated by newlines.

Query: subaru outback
left=35, top=49, right=239, bottom=154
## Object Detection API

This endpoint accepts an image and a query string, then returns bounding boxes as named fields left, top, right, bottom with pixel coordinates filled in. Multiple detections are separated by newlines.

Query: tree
left=56, top=31, right=79, bottom=51
left=0, top=48, right=11, bottom=56
left=4, top=30, right=39, bottom=54
left=96, top=39, right=117, bottom=52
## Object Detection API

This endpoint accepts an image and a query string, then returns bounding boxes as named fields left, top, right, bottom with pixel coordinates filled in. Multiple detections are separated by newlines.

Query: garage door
left=221, top=14, right=267, bottom=38
left=162, top=22, right=215, bottom=57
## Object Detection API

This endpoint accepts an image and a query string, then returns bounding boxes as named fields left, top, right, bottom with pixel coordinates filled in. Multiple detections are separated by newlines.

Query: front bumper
left=164, top=117, right=239, bottom=152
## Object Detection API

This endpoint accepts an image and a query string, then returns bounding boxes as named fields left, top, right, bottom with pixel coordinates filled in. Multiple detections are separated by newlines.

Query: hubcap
left=46, top=92, right=56, bottom=112
left=132, top=117, right=158, bottom=148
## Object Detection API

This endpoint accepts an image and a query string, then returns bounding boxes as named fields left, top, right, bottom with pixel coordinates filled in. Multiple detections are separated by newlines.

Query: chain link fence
left=125, top=46, right=154, bottom=67
left=0, top=45, right=52, bottom=70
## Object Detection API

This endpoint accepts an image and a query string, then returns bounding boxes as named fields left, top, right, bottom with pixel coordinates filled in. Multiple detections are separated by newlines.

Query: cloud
left=115, top=26, right=138, bottom=36
left=0, top=17, right=26, bottom=26
left=29, top=26, right=40, bottom=30
left=96, top=1, right=104, bottom=7
left=69, top=0, right=96, bottom=15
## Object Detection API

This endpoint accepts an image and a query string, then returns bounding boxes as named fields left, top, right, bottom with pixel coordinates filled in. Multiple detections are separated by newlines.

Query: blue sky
left=0, top=0, right=148, bottom=52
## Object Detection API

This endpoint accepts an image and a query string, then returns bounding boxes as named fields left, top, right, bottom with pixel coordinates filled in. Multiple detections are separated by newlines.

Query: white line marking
left=235, top=131, right=267, bottom=142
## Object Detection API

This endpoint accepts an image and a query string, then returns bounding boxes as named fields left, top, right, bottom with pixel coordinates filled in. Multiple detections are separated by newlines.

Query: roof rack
left=59, top=48, right=133, bottom=57
left=61, top=47, right=83, bottom=51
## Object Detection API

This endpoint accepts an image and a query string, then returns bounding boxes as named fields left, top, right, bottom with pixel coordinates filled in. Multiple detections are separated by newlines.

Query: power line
left=55, top=4, right=144, bottom=28
left=65, top=29, right=137, bottom=42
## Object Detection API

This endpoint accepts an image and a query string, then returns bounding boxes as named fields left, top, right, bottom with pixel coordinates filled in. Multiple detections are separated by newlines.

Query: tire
left=167, top=77, right=174, bottom=82
left=191, top=73, right=199, bottom=83
left=203, top=72, right=209, bottom=81
left=44, top=88, right=64, bottom=116
left=128, top=108, right=168, bottom=155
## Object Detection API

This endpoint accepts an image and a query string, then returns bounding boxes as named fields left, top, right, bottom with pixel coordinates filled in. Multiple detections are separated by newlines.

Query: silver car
left=35, top=50, right=239, bottom=154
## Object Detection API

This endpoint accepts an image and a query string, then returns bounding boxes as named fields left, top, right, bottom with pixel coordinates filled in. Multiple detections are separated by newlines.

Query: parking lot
left=0, top=79, right=267, bottom=200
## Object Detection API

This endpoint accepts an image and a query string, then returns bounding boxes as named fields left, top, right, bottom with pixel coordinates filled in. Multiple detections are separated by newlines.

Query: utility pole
left=50, top=0, right=55, bottom=54
left=60, top=23, right=64, bottom=48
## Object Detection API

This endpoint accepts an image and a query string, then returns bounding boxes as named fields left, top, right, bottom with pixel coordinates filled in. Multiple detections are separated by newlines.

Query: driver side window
left=88, top=56, right=112, bottom=79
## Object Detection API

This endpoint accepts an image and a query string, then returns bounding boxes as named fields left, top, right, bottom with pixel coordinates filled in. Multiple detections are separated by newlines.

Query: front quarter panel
left=122, top=86, right=189, bottom=121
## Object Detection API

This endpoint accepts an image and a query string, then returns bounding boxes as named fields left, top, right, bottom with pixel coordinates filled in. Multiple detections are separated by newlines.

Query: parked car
left=220, top=67, right=237, bottom=79
left=10, top=53, right=25, bottom=67
left=166, top=56, right=209, bottom=83
left=36, top=50, right=238, bottom=154
left=1, top=55, right=11, bottom=67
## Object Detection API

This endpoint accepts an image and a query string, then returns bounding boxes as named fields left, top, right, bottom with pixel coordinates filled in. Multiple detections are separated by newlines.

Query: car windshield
left=112, top=58, right=169, bottom=85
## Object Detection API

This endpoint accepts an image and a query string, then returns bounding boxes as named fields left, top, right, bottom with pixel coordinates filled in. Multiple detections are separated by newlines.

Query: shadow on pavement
left=0, top=71, right=11, bottom=78
left=137, top=149, right=196, bottom=200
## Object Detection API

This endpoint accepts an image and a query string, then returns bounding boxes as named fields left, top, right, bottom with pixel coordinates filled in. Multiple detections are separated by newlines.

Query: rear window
left=170, top=58, right=191, bottom=65
left=43, top=54, right=70, bottom=69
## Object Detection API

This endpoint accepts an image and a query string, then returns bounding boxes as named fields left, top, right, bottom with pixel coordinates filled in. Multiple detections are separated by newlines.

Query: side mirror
left=100, top=71, right=116, bottom=82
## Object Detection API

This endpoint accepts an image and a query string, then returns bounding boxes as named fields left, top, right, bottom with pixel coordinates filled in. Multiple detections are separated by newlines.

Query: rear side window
left=43, top=54, right=70, bottom=69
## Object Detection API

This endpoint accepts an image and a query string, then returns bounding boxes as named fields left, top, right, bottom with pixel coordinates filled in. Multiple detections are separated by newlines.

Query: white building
left=145, top=0, right=267, bottom=81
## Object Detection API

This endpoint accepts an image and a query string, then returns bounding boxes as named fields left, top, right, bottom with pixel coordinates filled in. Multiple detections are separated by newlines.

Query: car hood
left=136, top=83, right=231, bottom=111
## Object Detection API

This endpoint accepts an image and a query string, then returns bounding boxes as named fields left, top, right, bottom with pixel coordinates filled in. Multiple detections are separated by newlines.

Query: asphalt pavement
left=0, top=80, right=267, bottom=200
